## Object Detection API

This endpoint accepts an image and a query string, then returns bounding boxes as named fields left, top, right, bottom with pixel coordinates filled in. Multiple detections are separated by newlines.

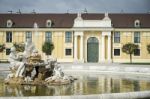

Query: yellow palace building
left=0, top=13, right=150, bottom=63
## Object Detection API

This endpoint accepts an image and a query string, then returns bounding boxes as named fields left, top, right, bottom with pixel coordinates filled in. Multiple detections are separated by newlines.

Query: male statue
left=23, top=38, right=35, bottom=62
left=8, top=47, right=25, bottom=78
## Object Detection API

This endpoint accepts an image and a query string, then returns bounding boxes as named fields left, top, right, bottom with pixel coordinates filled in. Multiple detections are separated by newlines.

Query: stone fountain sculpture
left=5, top=39, right=75, bottom=85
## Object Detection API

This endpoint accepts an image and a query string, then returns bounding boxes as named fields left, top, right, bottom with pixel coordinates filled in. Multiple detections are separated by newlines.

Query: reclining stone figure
left=8, top=47, right=25, bottom=78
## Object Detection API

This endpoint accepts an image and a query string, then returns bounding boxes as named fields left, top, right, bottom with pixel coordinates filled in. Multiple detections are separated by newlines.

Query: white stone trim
left=114, top=28, right=150, bottom=32
left=80, top=34, right=84, bottom=62
left=112, top=47, right=122, bottom=58
left=101, top=31, right=112, bottom=62
left=2, top=27, right=150, bottom=32
left=113, top=59, right=150, bottom=63
left=73, top=31, right=84, bottom=62
left=99, top=34, right=102, bottom=62
left=74, top=34, right=78, bottom=61
left=102, top=31, right=111, bottom=36
left=64, top=47, right=73, bottom=58
left=57, top=58, right=74, bottom=62
left=74, top=20, right=112, bottom=27
left=0, top=27, right=114, bottom=33
left=74, top=13, right=111, bottom=28
left=113, top=43, right=122, bottom=47
left=101, top=35, right=105, bottom=62
left=107, top=35, right=111, bottom=62
left=74, top=31, right=83, bottom=36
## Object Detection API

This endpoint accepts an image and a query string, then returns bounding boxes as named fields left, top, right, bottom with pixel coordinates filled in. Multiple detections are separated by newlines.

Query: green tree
left=0, top=43, right=5, bottom=52
left=122, top=43, right=139, bottom=63
left=147, top=44, right=150, bottom=54
left=42, top=42, right=54, bottom=58
left=13, top=42, right=25, bottom=52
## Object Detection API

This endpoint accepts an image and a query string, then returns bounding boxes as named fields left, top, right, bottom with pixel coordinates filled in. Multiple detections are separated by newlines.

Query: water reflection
left=0, top=75, right=150, bottom=96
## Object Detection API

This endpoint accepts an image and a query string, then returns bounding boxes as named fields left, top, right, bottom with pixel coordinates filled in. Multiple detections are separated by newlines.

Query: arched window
left=134, top=20, right=140, bottom=27
left=46, top=20, right=52, bottom=27
left=7, top=20, right=13, bottom=27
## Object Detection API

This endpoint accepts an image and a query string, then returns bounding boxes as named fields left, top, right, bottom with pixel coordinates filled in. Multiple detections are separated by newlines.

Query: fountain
left=4, top=38, right=75, bottom=85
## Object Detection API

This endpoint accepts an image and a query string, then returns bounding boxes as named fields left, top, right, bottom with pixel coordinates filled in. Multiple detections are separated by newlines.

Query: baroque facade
left=0, top=13, right=150, bottom=63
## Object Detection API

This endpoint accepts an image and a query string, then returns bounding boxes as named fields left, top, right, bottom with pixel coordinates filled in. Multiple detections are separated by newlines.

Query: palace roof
left=0, top=13, right=149, bottom=28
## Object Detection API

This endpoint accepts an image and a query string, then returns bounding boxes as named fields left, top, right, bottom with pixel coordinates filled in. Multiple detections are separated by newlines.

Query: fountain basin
left=1, top=63, right=150, bottom=98
left=1, top=72, right=150, bottom=97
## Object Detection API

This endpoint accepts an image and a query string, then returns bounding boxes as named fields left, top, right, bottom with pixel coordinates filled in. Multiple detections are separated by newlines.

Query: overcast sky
left=0, top=0, right=149, bottom=13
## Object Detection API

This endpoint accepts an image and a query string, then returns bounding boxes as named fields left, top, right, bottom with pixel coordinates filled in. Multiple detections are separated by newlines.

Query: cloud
left=0, top=0, right=149, bottom=13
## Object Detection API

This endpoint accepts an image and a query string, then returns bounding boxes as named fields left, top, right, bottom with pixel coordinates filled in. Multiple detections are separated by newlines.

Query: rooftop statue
left=5, top=39, right=75, bottom=85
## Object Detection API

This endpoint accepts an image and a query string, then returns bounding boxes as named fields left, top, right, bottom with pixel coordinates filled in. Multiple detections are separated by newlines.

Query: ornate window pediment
left=7, top=19, right=13, bottom=27
left=46, top=20, right=52, bottom=27
left=134, top=19, right=140, bottom=27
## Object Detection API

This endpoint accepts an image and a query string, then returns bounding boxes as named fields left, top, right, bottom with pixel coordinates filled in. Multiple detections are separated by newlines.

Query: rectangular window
left=26, top=31, right=32, bottom=41
left=134, top=49, right=140, bottom=56
left=114, top=49, right=120, bottom=56
left=6, top=31, right=12, bottom=42
left=6, top=48, right=10, bottom=55
left=114, top=32, right=120, bottom=43
left=65, top=31, right=72, bottom=43
left=134, top=32, right=140, bottom=43
left=65, top=49, right=72, bottom=55
left=45, top=31, right=52, bottom=42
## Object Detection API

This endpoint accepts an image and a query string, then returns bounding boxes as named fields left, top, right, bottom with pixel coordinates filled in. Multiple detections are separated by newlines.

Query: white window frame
left=133, top=48, right=141, bottom=56
left=134, top=20, right=140, bottom=27
left=7, top=20, right=13, bottom=27
left=25, top=31, right=32, bottom=41
left=6, top=31, right=12, bottom=43
left=65, top=48, right=72, bottom=56
left=46, top=20, right=52, bottom=27
left=45, top=31, right=52, bottom=42
left=114, top=31, right=120, bottom=43
left=113, top=48, right=120, bottom=56
left=134, top=31, right=140, bottom=43
left=65, top=31, right=72, bottom=43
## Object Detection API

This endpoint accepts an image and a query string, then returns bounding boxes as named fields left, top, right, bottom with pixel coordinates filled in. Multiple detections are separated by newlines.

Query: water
left=0, top=73, right=150, bottom=96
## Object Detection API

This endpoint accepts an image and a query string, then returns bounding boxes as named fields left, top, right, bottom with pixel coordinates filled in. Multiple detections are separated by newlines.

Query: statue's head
left=10, top=47, right=16, bottom=52
left=26, top=38, right=32, bottom=44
